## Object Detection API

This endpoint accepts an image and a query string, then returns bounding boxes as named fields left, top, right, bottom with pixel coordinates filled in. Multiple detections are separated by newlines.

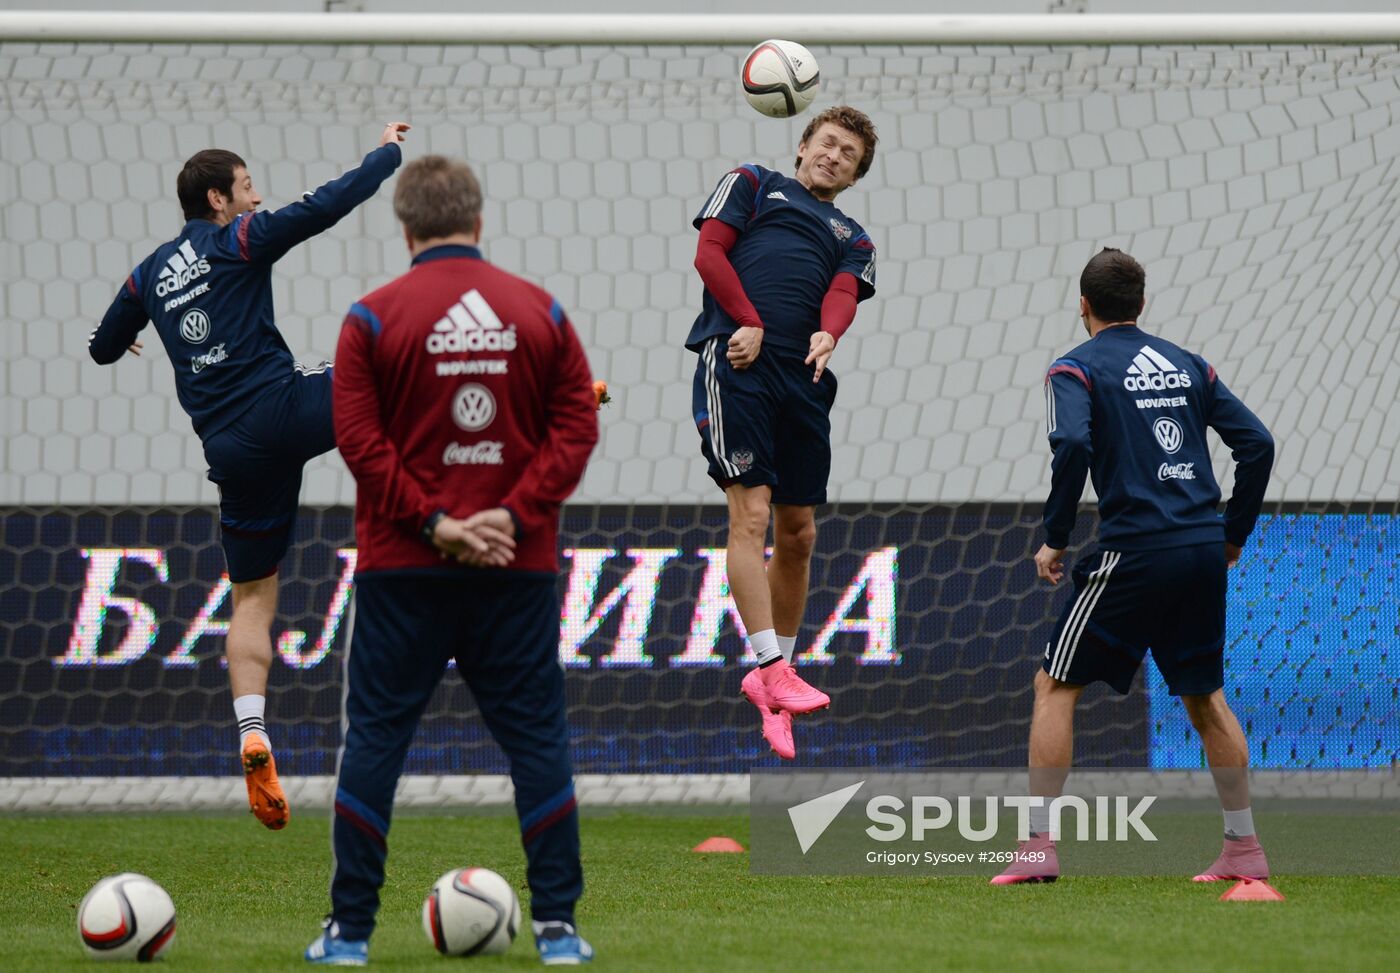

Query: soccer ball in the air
left=422, top=867, right=521, bottom=956
left=77, top=873, right=176, bottom=962
left=742, top=39, right=820, bottom=118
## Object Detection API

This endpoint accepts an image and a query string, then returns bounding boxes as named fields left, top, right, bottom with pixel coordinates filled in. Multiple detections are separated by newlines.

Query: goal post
left=2, top=14, right=1398, bottom=810
left=5, top=12, right=1400, bottom=44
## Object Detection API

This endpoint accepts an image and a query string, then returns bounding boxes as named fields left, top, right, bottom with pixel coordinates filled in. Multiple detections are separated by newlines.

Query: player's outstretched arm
left=232, top=122, right=409, bottom=265
left=332, top=304, right=442, bottom=539
left=500, top=311, right=600, bottom=536
left=89, top=276, right=150, bottom=365
left=1041, top=365, right=1094, bottom=557
left=1204, top=369, right=1275, bottom=552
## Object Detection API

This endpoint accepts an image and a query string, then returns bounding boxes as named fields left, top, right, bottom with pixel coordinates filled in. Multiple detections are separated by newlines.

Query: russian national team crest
left=730, top=449, right=755, bottom=473
left=1153, top=417, right=1184, bottom=454
left=452, top=383, right=497, bottom=432
left=828, top=218, right=852, bottom=241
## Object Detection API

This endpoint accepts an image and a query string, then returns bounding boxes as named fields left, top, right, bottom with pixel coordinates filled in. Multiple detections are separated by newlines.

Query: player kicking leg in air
left=89, top=122, right=409, bottom=829
left=687, top=107, right=879, bottom=758
left=992, top=249, right=1275, bottom=885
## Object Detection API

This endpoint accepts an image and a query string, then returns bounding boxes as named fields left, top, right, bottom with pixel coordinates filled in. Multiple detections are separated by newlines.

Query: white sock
left=233, top=694, right=269, bottom=750
left=749, top=629, right=782, bottom=666
left=1223, top=807, right=1255, bottom=839
left=776, top=634, right=797, bottom=663
left=1029, top=803, right=1052, bottom=838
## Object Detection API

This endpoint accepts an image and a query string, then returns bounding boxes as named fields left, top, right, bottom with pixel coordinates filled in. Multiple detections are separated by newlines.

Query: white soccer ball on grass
left=77, top=873, right=176, bottom=962
left=422, top=867, right=521, bottom=956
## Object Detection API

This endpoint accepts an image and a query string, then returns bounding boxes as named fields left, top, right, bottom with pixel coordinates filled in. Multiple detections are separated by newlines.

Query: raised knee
left=230, top=577, right=279, bottom=625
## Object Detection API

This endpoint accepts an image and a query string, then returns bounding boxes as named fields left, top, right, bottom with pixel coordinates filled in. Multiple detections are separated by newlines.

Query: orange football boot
left=242, top=736, right=289, bottom=830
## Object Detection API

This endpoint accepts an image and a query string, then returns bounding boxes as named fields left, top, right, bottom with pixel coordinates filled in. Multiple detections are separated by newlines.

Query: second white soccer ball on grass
left=77, top=873, right=177, bottom=962
left=422, top=867, right=521, bottom=956
left=742, top=39, right=820, bottom=118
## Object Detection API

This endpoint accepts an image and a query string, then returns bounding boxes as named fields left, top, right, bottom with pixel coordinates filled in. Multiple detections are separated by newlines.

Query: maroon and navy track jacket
left=334, top=244, right=599, bottom=575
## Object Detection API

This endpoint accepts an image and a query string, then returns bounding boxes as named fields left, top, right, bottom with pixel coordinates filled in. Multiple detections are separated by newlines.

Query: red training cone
left=1220, top=879, right=1286, bottom=901
left=691, top=836, right=746, bottom=853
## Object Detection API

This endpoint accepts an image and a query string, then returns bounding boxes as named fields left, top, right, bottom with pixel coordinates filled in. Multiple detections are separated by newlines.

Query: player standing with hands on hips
left=688, top=106, right=879, bottom=759
left=993, top=248, right=1275, bottom=885
left=305, top=155, right=598, bottom=966
left=88, top=122, right=409, bottom=830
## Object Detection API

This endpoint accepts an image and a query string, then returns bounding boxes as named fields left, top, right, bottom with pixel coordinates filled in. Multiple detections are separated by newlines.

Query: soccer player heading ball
left=89, top=122, right=409, bottom=830
left=687, top=106, right=879, bottom=759
left=993, top=248, right=1276, bottom=885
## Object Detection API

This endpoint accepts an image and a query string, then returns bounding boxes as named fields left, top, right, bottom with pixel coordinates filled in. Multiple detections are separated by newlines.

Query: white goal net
left=5, top=37, right=1399, bottom=505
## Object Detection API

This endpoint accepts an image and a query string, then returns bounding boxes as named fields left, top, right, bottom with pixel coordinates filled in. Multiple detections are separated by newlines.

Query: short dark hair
left=1080, top=248, right=1145, bottom=323
left=394, top=155, right=483, bottom=242
left=177, top=149, right=246, bottom=221
left=795, top=105, right=879, bottom=179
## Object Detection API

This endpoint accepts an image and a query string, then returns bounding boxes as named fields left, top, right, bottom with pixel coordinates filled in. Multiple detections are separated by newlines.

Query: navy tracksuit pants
left=330, top=572, right=582, bottom=940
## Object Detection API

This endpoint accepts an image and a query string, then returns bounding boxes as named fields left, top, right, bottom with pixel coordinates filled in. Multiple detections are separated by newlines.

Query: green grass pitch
left=6, top=809, right=1396, bottom=972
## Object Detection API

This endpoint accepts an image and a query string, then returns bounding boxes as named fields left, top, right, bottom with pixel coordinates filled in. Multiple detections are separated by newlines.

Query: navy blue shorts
left=1042, top=543, right=1227, bottom=697
left=202, top=367, right=335, bottom=583
left=691, top=336, right=837, bottom=505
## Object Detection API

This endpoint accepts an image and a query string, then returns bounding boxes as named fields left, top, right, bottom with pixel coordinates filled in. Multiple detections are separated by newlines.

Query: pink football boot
left=990, top=834, right=1060, bottom=885
left=740, top=668, right=796, bottom=760
left=1193, top=834, right=1270, bottom=882
left=754, top=659, right=830, bottom=715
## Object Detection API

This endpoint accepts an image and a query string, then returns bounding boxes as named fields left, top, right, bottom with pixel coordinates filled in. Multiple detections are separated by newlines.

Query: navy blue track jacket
left=1043, top=324, right=1274, bottom=552
left=89, top=142, right=402, bottom=440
